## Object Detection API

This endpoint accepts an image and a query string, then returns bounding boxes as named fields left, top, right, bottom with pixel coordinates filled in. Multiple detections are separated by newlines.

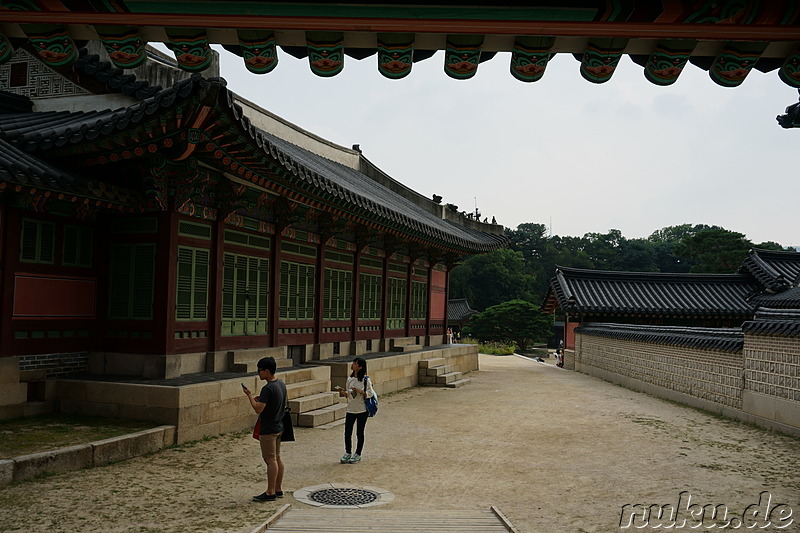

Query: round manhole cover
left=308, top=488, right=379, bottom=506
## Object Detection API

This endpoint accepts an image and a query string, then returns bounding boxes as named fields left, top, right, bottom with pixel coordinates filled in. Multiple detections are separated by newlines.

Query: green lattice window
left=387, top=277, right=406, bottom=330
left=324, top=268, right=352, bottom=321
left=358, top=273, right=382, bottom=320
left=63, top=226, right=93, bottom=267
left=222, top=252, right=269, bottom=336
left=279, top=260, right=315, bottom=320
left=108, top=243, right=155, bottom=320
left=411, top=281, right=427, bottom=320
left=176, top=246, right=210, bottom=321
left=19, top=219, right=55, bottom=264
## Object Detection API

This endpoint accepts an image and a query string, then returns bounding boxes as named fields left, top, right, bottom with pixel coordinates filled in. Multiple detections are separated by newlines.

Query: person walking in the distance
left=242, top=356, right=287, bottom=502
left=335, top=357, right=374, bottom=464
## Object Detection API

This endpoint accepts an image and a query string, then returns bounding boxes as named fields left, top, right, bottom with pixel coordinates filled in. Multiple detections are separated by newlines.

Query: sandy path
left=1, top=354, right=798, bottom=532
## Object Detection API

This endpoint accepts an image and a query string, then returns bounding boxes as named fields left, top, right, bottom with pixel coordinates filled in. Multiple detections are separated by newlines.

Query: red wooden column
left=158, top=203, right=178, bottom=355
left=268, top=230, right=282, bottom=344
left=313, top=243, right=326, bottom=346
left=404, top=261, right=412, bottom=337
left=425, top=262, right=433, bottom=342
left=350, top=247, right=362, bottom=343
left=208, top=216, right=225, bottom=352
left=380, top=253, right=388, bottom=342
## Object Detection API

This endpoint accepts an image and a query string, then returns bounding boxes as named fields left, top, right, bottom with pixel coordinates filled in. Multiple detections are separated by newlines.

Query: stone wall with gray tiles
left=574, top=331, right=800, bottom=436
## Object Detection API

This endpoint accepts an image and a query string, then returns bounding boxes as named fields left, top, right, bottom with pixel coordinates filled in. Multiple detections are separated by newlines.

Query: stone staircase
left=390, top=336, right=421, bottom=353
left=228, top=347, right=294, bottom=373
left=418, top=358, right=471, bottom=388
left=285, top=367, right=346, bottom=428
left=229, top=348, right=346, bottom=428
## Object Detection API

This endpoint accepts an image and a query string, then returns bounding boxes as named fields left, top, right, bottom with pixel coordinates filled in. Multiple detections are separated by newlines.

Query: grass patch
left=0, top=414, right=158, bottom=459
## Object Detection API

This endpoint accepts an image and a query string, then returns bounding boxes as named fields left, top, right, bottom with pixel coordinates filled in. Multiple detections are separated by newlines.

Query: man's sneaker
left=349, top=454, right=361, bottom=463
left=253, top=492, right=277, bottom=502
left=340, top=453, right=351, bottom=464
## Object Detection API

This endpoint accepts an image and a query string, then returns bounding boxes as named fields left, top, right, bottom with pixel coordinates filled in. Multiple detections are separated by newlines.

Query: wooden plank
left=264, top=508, right=512, bottom=532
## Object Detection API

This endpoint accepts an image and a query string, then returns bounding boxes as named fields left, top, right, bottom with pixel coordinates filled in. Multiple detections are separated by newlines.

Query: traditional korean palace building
left=0, top=42, right=506, bottom=391
left=543, top=248, right=800, bottom=435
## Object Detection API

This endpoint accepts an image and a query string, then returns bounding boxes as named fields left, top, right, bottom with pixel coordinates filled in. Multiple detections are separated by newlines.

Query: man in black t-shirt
left=243, top=356, right=287, bottom=502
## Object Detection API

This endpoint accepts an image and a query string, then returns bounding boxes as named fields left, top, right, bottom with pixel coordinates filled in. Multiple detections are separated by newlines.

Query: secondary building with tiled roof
left=544, top=248, right=800, bottom=350
left=0, top=42, right=507, bottom=379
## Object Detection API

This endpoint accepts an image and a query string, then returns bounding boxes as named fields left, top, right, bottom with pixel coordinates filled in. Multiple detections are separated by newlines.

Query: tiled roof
left=547, top=267, right=759, bottom=317
left=0, top=75, right=507, bottom=253
left=0, top=91, right=33, bottom=114
left=742, top=307, right=800, bottom=337
left=738, top=248, right=800, bottom=292
left=74, top=48, right=162, bottom=100
left=0, top=137, right=139, bottom=206
left=575, top=323, right=744, bottom=353
left=749, top=287, right=800, bottom=310
left=448, top=298, right=478, bottom=322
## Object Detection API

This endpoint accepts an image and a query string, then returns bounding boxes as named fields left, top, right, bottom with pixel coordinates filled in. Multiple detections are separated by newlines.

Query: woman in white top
left=335, top=357, right=374, bottom=464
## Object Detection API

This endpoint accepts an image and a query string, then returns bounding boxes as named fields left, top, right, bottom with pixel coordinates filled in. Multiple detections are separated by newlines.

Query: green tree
left=674, top=228, right=753, bottom=273
left=448, top=248, right=535, bottom=311
left=464, top=299, right=552, bottom=352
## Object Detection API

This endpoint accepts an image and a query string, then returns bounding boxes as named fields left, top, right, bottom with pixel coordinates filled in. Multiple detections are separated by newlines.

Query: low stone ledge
left=91, top=426, right=169, bottom=466
left=2, top=425, right=176, bottom=485
left=0, top=459, right=13, bottom=486
left=13, top=444, right=93, bottom=483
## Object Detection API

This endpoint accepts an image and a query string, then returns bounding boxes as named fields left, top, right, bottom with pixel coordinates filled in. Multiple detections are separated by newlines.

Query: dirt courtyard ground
left=1, top=353, right=798, bottom=532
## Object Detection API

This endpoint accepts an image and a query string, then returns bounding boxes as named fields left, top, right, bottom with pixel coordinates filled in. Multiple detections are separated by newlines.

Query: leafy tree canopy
left=448, top=248, right=535, bottom=311
left=464, top=299, right=553, bottom=352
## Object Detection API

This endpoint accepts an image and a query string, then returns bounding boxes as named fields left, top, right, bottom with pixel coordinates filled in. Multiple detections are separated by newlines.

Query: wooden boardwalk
left=251, top=505, right=518, bottom=533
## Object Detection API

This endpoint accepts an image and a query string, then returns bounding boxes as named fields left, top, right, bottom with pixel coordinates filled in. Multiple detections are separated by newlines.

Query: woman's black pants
left=344, top=411, right=369, bottom=455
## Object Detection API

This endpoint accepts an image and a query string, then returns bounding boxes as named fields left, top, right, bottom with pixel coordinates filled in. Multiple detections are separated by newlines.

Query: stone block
left=145, top=386, right=180, bottom=409
left=0, top=356, right=20, bottom=384
left=176, top=421, right=220, bottom=444
left=59, top=399, right=119, bottom=418
left=286, top=379, right=329, bottom=400
left=205, top=351, right=230, bottom=373
left=297, top=403, right=346, bottom=427
left=179, top=382, right=222, bottom=408
left=13, top=444, right=93, bottom=482
left=0, top=459, right=13, bottom=486
left=203, top=398, right=240, bottom=425
left=116, top=404, right=177, bottom=426
left=0, top=383, right=27, bottom=406
left=419, top=358, right=446, bottom=369
left=19, top=369, right=46, bottom=382
left=87, top=382, right=145, bottom=406
left=289, top=392, right=337, bottom=414
left=87, top=352, right=105, bottom=375
left=57, top=380, right=87, bottom=401
left=160, top=425, right=177, bottom=446
left=91, top=427, right=166, bottom=466
left=177, top=353, right=205, bottom=376
left=220, top=414, right=253, bottom=435
left=104, top=353, right=145, bottom=376
left=418, top=375, right=437, bottom=385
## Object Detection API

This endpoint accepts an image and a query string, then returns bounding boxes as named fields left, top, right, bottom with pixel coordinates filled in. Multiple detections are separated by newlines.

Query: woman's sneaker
left=340, top=453, right=351, bottom=464
left=349, top=454, right=361, bottom=463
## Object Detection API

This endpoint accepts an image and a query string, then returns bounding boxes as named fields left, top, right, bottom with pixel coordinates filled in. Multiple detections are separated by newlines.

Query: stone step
left=391, top=344, right=421, bottom=353
left=437, top=371, right=462, bottom=385
left=421, top=365, right=454, bottom=377
left=418, top=358, right=446, bottom=369
left=446, top=378, right=472, bottom=388
left=297, top=402, right=347, bottom=427
left=229, top=347, right=287, bottom=364
left=231, top=358, right=292, bottom=373
left=315, top=418, right=347, bottom=430
left=286, top=379, right=330, bottom=400
left=288, top=391, right=338, bottom=414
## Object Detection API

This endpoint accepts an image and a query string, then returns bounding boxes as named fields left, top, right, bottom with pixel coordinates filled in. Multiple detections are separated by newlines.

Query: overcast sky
left=210, top=46, right=799, bottom=247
